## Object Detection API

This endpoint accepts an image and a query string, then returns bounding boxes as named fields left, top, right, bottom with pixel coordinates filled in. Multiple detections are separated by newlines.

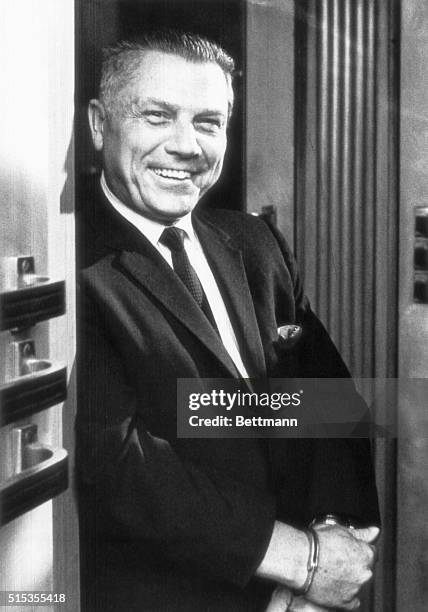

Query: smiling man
left=89, top=46, right=231, bottom=223
left=76, top=31, right=380, bottom=612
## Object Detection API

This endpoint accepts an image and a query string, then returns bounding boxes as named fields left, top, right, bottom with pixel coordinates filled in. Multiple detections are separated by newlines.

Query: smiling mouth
left=151, top=167, right=193, bottom=181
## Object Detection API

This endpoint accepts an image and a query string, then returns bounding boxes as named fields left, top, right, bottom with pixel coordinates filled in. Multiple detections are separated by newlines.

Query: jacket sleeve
left=76, top=280, right=276, bottom=588
left=263, top=221, right=381, bottom=527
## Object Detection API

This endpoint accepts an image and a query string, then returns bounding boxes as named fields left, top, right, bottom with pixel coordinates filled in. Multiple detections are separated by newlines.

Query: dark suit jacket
left=76, top=185, right=379, bottom=611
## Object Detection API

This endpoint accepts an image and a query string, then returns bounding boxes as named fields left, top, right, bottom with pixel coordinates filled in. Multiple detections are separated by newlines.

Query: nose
left=164, top=120, right=202, bottom=158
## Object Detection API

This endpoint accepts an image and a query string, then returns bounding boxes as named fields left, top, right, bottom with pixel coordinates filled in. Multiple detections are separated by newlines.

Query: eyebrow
left=133, top=97, right=227, bottom=118
left=142, top=98, right=178, bottom=112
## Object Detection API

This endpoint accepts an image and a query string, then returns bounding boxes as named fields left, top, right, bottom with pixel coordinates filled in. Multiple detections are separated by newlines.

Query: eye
left=195, top=117, right=224, bottom=134
left=144, top=110, right=171, bottom=125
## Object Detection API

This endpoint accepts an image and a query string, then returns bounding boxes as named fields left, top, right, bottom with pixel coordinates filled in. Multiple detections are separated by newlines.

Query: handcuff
left=283, top=515, right=356, bottom=610
left=293, top=515, right=355, bottom=600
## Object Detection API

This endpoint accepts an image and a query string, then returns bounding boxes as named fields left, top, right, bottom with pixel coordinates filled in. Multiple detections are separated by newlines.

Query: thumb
left=352, top=526, right=380, bottom=543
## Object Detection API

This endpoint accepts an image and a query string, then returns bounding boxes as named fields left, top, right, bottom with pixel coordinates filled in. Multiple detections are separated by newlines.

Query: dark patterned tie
left=160, top=226, right=204, bottom=305
left=160, top=226, right=219, bottom=333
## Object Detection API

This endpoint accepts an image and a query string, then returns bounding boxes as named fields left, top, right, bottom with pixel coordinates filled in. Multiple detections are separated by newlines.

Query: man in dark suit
left=76, top=30, right=380, bottom=612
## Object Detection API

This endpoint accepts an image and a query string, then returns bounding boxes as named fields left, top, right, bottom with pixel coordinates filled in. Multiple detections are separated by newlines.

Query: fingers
left=352, top=526, right=380, bottom=543
left=360, top=567, right=374, bottom=584
left=371, top=544, right=379, bottom=563
left=264, top=586, right=293, bottom=612
left=362, top=543, right=377, bottom=570
left=302, top=524, right=377, bottom=610
left=290, top=595, right=332, bottom=611
left=340, top=598, right=361, bottom=610
left=352, top=526, right=379, bottom=569
left=266, top=589, right=333, bottom=612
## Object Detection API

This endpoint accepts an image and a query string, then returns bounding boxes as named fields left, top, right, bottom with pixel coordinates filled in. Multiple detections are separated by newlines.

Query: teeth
left=152, top=168, right=192, bottom=180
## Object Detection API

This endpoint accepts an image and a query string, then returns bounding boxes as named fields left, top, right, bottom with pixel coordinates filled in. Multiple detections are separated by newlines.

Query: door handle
left=11, top=424, right=58, bottom=474
left=0, top=339, right=67, bottom=427
left=0, top=422, right=68, bottom=526
left=0, top=255, right=65, bottom=331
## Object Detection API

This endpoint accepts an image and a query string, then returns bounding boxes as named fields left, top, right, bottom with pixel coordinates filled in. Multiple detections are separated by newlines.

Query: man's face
left=89, top=51, right=230, bottom=223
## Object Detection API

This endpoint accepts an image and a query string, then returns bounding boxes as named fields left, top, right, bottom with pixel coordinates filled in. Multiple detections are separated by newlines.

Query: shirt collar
left=100, top=172, right=195, bottom=248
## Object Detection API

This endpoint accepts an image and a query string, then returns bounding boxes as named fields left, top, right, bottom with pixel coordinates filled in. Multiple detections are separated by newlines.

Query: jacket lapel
left=119, top=248, right=240, bottom=377
left=193, top=213, right=267, bottom=379
left=87, top=186, right=266, bottom=379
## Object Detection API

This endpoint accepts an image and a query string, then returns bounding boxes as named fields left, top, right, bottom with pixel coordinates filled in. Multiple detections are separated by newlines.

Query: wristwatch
left=310, top=514, right=355, bottom=529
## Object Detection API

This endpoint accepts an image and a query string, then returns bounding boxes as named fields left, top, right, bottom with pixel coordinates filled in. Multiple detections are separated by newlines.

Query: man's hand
left=306, top=524, right=379, bottom=610
left=265, top=586, right=330, bottom=612
left=257, top=520, right=379, bottom=610
left=290, top=595, right=332, bottom=612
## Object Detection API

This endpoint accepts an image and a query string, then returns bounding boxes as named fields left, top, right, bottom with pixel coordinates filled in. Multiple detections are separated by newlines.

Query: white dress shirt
left=100, top=174, right=249, bottom=378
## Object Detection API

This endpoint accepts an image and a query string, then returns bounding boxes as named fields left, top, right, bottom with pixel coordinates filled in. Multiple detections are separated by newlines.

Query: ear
left=88, top=99, right=106, bottom=151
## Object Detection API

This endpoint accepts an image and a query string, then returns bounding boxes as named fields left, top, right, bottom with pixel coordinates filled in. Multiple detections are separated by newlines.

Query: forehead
left=119, top=50, right=230, bottom=114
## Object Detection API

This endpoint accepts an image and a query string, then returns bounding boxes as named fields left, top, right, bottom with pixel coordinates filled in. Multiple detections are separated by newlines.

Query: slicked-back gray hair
left=99, top=30, right=236, bottom=119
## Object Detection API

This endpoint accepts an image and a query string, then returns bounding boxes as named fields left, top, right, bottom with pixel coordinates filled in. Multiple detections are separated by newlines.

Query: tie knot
left=160, top=226, right=186, bottom=253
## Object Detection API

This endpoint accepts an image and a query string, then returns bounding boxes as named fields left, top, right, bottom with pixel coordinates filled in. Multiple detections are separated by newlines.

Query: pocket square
left=277, top=324, right=303, bottom=350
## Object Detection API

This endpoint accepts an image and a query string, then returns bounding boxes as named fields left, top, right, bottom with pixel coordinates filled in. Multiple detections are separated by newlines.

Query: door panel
left=397, top=2, right=428, bottom=611
left=291, top=1, right=400, bottom=610
left=0, top=1, right=78, bottom=610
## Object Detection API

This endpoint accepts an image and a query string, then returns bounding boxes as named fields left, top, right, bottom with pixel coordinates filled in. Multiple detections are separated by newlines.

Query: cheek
left=104, top=134, right=132, bottom=171
left=110, top=127, right=144, bottom=159
left=211, top=160, right=224, bottom=181
left=207, top=141, right=227, bottom=174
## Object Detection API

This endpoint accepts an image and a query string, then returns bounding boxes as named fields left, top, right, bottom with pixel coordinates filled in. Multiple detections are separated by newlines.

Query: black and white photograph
left=0, top=1, right=427, bottom=611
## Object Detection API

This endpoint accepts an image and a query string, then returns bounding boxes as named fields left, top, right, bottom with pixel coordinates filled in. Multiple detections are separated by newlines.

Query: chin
left=147, top=206, right=192, bottom=224
left=164, top=208, right=193, bottom=222
left=160, top=199, right=198, bottom=219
